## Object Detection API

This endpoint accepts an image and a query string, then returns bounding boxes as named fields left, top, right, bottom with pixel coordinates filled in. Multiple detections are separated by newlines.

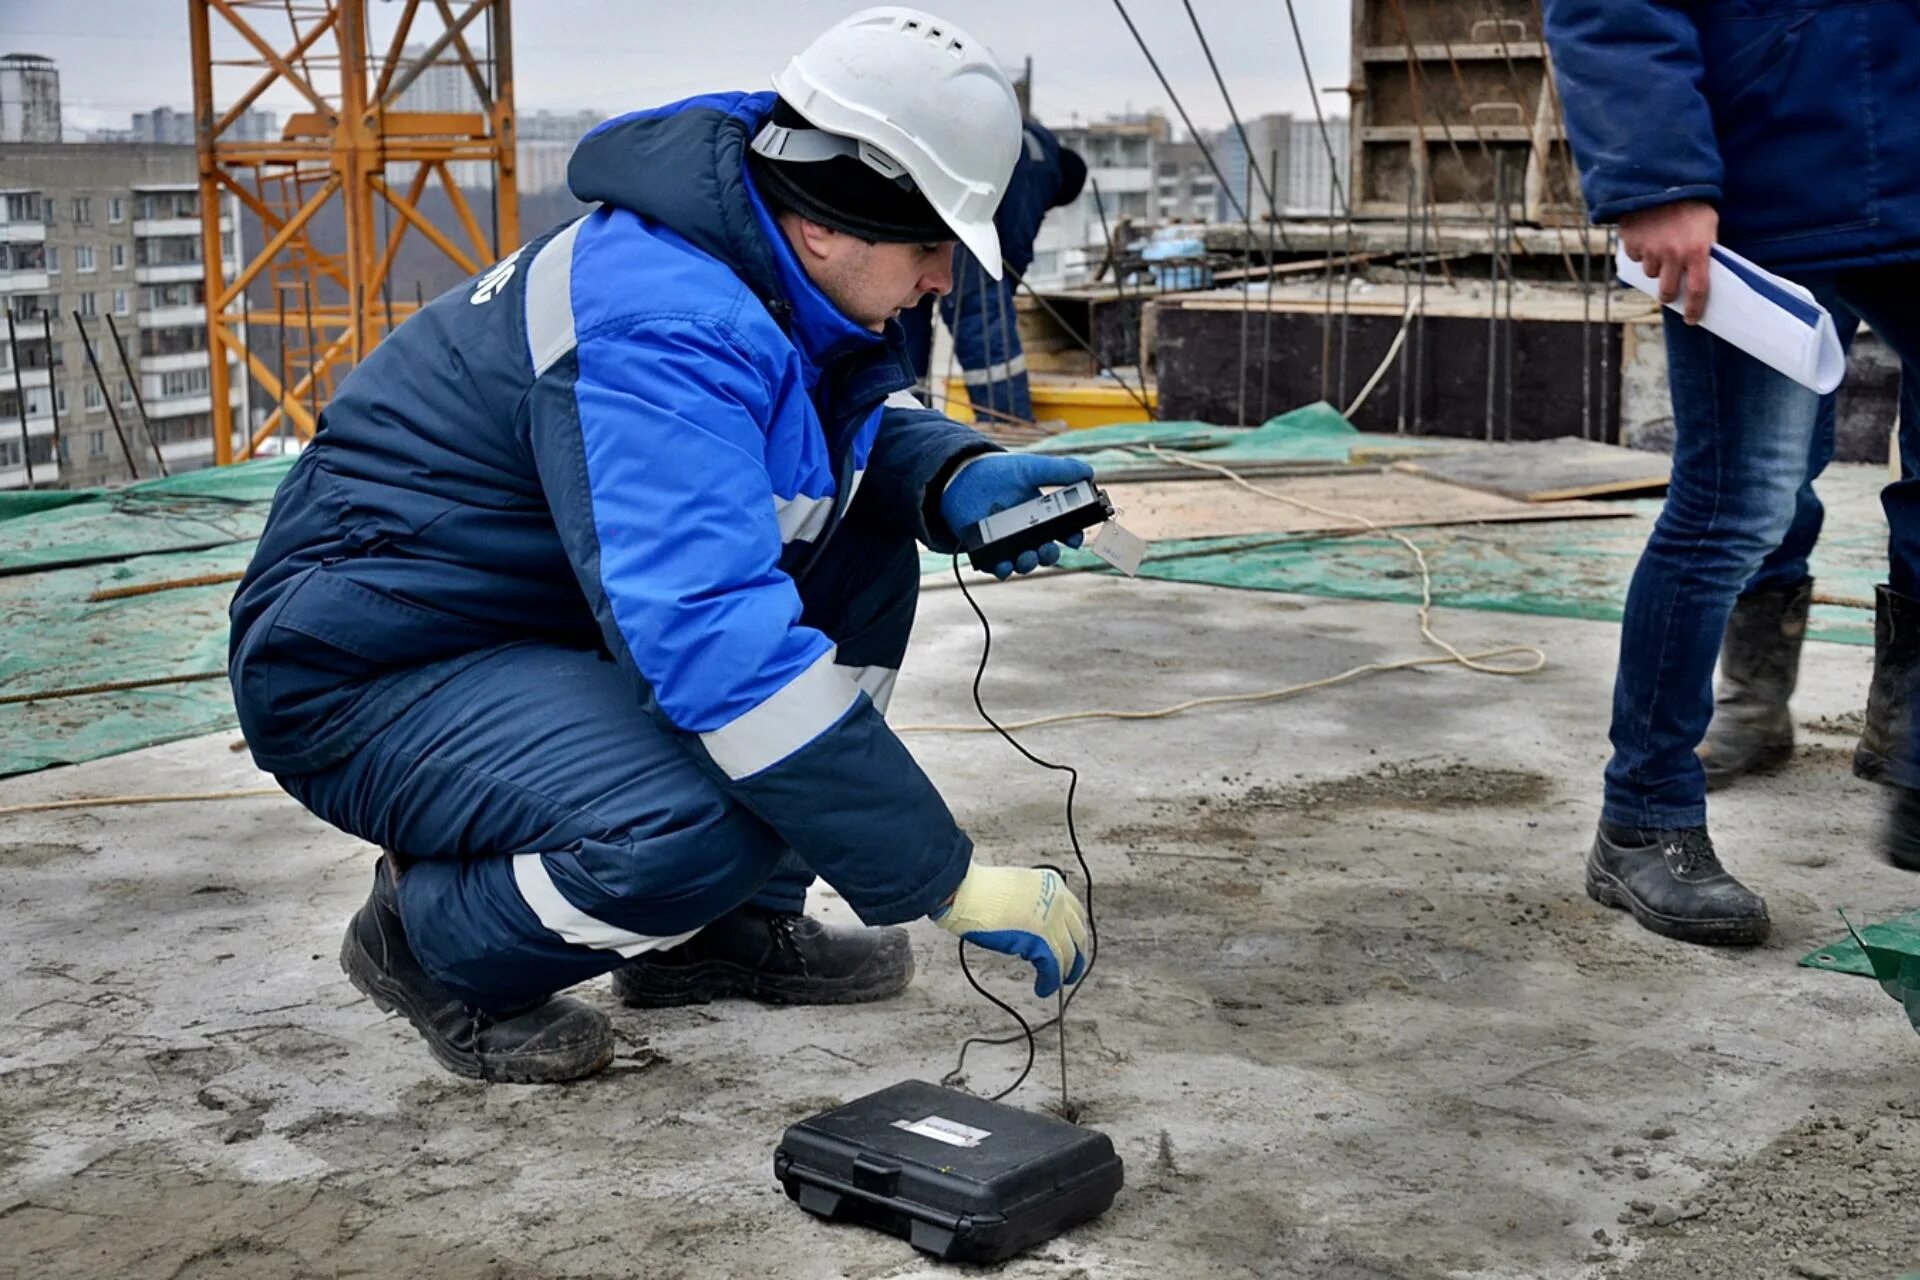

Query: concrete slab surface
left=3, top=573, right=1916, bottom=1279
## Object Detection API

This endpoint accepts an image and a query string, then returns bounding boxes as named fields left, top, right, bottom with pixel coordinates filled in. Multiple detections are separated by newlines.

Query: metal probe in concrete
left=1056, top=984, right=1071, bottom=1120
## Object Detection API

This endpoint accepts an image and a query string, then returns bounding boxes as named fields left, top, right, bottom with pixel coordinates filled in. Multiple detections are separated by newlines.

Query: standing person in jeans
left=1543, top=0, right=1920, bottom=945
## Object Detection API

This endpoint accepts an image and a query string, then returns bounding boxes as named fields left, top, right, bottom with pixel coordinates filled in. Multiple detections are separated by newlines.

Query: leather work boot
left=1585, top=822, right=1771, bottom=946
left=339, top=855, right=615, bottom=1083
left=1855, top=584, right=1920, bottom=782
left=611, top=906, right=913, bottom=1008
left=1698, top=577, right=1812, bottom=790
left=1884, top=787, right=1920, bottom=872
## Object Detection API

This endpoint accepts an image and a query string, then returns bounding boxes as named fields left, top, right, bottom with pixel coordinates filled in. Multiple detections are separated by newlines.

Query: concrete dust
left=3, top=578, right=1915, bottom=1278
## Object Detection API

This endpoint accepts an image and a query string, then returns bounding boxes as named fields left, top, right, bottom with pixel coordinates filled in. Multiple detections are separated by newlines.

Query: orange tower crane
left=189, top=0, right=518, bottom=463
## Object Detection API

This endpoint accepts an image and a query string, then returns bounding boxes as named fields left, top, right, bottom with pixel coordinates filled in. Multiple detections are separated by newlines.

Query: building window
left=84, top=381, right=104, bottom=411
left=141, top=281, right=204, bottom=309
left=78, top=292, right=97, bottom=318
left=74, top=245, right=96, bottom=273
left=57, top=438, right=68, bottom=463
left=109, top=197, right=125, bottom=224
left=88, top=429, right=105, bottom=457
left=56, top=388, right=68, bottom=414
left=119, top=380, right=134, bottom=406
left=4, top=193, right=40, bottom=222
left=113, top=289, right=129, bottom=315
left=72, top=197, right=92, bottom=225
left=135, top=237, right=201, bottom=269
left=111, top=243, right=127, bottom=270
left=160, top=366, right=212, bottom=397
left=45, top=245, right=58, bottom=274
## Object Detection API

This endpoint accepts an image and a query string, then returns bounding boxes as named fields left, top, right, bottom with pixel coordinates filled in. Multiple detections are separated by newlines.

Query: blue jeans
left=1604, top=264, right=1920, bottom=829
left=282, top=492, right=922, bottom=1009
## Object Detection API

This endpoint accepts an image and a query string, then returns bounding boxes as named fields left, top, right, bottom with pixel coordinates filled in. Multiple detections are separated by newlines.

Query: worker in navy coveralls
left=229, top=8, right=1091, bottom=1083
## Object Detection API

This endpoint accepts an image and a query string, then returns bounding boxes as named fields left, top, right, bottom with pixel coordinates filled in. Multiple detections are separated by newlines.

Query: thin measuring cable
left=943, top=553, right=1100, bottom=1102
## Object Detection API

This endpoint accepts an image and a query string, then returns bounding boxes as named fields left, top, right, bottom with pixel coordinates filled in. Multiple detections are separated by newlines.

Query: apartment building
left=0, top=144, right=246, bottom=488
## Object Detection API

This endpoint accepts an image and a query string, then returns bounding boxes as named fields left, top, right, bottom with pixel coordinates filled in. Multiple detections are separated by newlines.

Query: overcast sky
left=0, top=0, right=1350, bottom=135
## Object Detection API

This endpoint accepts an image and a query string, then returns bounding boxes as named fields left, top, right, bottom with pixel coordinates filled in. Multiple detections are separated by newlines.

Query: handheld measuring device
left=960, top=480, right=1116, bottom=574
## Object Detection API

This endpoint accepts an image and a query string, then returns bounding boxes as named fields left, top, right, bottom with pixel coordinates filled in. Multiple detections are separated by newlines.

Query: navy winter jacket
left=228, top=92, right=995, bottom=924
left=1543, top=0, right=1920, bottom=272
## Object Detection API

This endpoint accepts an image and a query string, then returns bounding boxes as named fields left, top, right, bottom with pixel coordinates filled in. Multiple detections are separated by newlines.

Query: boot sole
left=1701, top=741, right=1793, bottom=792
left=614, top=951, right=914, bottom=1009
left=1584, top=864, right=1771, bottom=947
left=339, top=921, right=614, bottom=1085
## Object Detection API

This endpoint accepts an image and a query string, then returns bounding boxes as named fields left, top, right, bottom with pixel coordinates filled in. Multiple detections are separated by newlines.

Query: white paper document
left=1615, top=242, right=1846, bottom=394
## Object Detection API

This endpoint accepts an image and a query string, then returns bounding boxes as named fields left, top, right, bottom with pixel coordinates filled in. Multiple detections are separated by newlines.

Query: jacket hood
left=568, top=91, right=886, bottom=371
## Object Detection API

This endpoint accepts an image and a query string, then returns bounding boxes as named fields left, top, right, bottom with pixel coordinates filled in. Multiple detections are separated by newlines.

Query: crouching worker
left=227, top=8, right=1091, bottom=1083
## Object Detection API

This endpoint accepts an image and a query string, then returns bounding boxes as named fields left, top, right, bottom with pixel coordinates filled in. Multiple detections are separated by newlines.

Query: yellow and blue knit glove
left=932, top=865, right=1089, bottom=997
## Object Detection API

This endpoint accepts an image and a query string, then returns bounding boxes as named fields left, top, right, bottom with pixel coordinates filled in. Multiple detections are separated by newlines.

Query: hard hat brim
left=950, top=216, right=1005, bottom=282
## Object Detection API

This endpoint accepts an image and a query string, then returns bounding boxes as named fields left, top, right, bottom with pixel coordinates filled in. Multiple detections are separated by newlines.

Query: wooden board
left=1100, top=470, right=1627, bottom=543
left=1389, top=436, right=1671, bottom=503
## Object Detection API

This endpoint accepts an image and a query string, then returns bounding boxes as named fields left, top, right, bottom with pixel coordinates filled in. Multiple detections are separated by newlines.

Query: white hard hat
left=755, top=7, right=1022, bottom=279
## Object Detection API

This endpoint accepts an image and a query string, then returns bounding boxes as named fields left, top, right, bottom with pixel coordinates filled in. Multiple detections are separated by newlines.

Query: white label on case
left=892, top=1115, right=991, bottom=1148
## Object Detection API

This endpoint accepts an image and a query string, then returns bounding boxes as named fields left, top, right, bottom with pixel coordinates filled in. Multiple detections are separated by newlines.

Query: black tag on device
left=774, top=1080, right=1124, bottom=1263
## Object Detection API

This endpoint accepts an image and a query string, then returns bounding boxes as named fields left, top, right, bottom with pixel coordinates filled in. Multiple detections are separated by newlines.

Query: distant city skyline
left=0, top=0, right=1350, bottom=139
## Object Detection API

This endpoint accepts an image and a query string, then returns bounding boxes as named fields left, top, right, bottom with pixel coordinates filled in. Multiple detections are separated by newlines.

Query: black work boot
left=339, top=855, right=615, bottom=1083
left=1585, top=822, right=1771, bottom=946
left=610, top=906, right=912, bottom=1008
left=1698, top=577, right=1812, bottom=790
left=1855, top=584, right=1920, bottom=782
left=1883, top=787, right=1920, bottom=872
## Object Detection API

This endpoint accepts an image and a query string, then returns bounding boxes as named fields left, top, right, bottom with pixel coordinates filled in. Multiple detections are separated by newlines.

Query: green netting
left=0, top=542, right=256, bottom=775
left=0, top=458, right=292, bottom=575
left=0, top=491, right=91, bottom=522
left=1029, top=401, right=1481, bottom=477
left=0, top=460, right=295, bottom=775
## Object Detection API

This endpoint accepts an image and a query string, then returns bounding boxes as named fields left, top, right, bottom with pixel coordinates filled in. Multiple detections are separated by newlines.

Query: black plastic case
left=773, top=1080, right=1124, bottom=1263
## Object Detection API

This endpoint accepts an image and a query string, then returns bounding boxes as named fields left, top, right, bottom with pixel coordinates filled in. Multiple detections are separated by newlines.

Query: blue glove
left=939, top=453, right=1098, bottom=579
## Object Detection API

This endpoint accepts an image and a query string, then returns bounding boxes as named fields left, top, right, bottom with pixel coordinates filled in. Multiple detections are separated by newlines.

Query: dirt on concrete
left=1593, top=1098, right=1920, bottom=1279
left=3, top=579, right=1914, bottom=1279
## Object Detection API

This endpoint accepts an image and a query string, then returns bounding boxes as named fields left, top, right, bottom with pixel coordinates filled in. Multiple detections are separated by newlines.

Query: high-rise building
left=395, top=44, right=485, bottom=115
left=0, top=54, right=61, bottom=144
left=1287, top=117, right=1349, bottom=216
left=1215, top=113, right=1293, bottom=223
left=0, top=143, right=248, bottom=489
left=125, top=106, right=277, bottom=146
left=515, top=109, right=603, bottom=195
